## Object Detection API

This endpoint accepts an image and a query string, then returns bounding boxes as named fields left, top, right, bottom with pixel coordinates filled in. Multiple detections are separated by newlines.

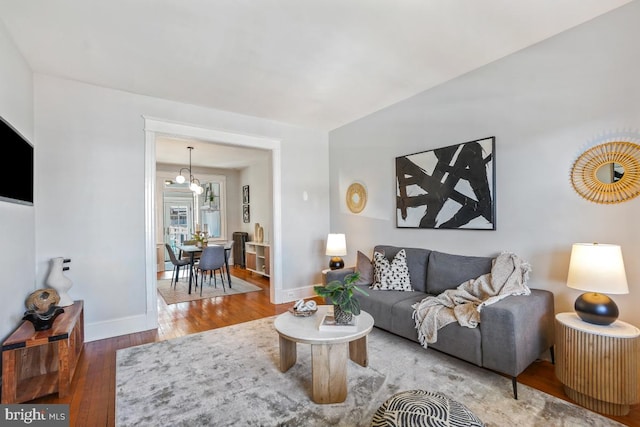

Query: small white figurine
left=293, top=299, right=317, bottom=312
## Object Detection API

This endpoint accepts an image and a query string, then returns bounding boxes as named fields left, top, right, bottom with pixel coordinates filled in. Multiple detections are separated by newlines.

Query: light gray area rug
left=116, top=317, right=623, bottom=427
left=157, top=276, right=262, bottom=304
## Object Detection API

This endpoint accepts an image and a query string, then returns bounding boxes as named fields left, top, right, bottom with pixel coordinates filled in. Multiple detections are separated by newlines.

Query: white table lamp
left=566, top=242, right=629, bottom=325
left=326, top=233, right=347, bottom=270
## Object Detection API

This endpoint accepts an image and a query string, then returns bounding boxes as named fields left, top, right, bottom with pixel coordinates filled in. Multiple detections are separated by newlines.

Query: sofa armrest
left=480, top=289, right=555, bottom=377
left=320, top=268, right=356, bottom=304
left=324, top=267, right=355, bottom=285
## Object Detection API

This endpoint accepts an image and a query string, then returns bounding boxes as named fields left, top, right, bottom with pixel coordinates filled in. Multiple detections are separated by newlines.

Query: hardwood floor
left=28, top=266, right=637, bottom=426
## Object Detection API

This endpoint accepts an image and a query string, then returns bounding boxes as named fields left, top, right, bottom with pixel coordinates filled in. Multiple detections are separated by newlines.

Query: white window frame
left=156, top=171, right=227, bottom=244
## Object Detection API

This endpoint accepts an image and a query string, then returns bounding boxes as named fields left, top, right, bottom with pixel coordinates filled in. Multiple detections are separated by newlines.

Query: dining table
left=178, top=242, right=233, bottom=294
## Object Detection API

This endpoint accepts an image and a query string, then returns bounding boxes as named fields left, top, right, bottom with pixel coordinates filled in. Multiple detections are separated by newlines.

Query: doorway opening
left=144, top=117, right=282, bottom=330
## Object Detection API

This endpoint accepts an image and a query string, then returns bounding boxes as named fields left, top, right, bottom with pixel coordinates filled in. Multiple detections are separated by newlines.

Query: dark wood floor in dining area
left=28, top=266, right=638, bottom=427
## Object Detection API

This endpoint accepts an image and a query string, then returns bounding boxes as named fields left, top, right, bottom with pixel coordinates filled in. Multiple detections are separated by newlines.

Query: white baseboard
left=275, top=284, right=318, bottom=304
left=85, top=313, right=157, bottom=342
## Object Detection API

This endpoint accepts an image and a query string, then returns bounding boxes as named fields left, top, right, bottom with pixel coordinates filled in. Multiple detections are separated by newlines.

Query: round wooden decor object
left=346, top=182, right=367, bottom=213
left=570, top=141, right=640, bottom=204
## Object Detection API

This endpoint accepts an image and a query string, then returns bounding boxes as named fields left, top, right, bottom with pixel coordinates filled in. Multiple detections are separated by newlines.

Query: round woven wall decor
left=570, top=141, right=640, bottom=204
left=346, top=182, right=367, bottom=213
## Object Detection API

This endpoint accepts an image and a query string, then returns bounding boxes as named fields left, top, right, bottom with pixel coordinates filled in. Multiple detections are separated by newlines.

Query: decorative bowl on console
left=24, top=288, right=64, bottom=331
left=23, top=305, right=65, bottom=331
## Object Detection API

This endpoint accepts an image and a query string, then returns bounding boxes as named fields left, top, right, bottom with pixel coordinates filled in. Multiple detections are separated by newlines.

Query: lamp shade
left=566, top=243, right=629, bottom=294
left=325, top=234, right=347, bottom=256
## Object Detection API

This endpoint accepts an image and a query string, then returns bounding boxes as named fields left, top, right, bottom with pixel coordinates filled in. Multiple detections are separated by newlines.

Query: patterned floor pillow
left=371, top=389, right=485, bottom=427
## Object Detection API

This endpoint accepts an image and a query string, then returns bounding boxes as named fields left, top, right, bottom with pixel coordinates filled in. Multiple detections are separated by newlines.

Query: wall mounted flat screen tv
left=0, top=116, right=33, bottom=206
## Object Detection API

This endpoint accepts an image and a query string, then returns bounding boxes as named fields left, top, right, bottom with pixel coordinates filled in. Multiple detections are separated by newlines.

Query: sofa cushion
left=389, top=293, right=425, bottom=341
left=426, top=251, right=493, bottom=295
left=355, top=286, right=417, bottom=332
left=374, top=246, right=430, bottom=293
left=391, top=294, right=483, bottom=366
left=354, top=250, right=374, bottom=286
left=372, top=250, right=412, bottom=291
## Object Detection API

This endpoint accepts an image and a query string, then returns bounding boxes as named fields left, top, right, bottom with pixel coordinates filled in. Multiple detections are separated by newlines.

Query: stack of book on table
left=318, top=312, right=358, bottom=331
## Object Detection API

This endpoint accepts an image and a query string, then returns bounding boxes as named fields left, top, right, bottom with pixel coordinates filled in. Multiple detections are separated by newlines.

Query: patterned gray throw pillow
left=371, top=249, right=412, bottom=291
left=371, top=389, right=485, bottom=427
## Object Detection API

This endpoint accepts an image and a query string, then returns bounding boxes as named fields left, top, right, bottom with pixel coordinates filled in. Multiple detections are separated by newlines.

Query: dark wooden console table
left=1, top=300, right=84, bottom=403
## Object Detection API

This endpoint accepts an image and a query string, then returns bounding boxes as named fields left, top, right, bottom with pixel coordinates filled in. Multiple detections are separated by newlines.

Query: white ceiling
left=0, top=0, right=631, bottom=167
left=155, top=136, right=270, bottom=170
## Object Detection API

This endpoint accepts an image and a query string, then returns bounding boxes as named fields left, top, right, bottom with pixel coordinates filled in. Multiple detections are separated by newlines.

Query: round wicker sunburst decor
left=570, top=141, right=640, bottom=204
left=346, top=182, right=367, bottom=213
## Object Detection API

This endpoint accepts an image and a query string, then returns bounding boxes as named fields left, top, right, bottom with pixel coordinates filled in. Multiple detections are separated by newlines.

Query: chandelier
left=175, top=146, right=203, bottom=194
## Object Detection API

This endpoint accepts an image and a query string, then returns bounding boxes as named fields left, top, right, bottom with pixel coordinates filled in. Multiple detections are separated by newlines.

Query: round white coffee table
left=274, top=305, right=374, bottom=404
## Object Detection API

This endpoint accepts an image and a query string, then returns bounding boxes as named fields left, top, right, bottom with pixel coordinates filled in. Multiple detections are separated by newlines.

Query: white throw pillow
left=371, top=249, right=412, bottom=291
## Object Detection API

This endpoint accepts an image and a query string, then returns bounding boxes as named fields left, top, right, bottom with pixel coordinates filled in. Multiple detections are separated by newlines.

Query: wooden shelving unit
left=2, top=300, right=84, bottom=404
left=245, top=241, right=270, bottom=277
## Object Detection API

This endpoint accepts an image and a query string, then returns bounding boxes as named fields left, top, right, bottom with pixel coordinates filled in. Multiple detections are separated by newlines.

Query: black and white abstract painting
left=396, top=137, right=495, bottom=230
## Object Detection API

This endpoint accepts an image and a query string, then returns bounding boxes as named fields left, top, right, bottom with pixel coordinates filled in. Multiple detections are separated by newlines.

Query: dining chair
left=180, top=240, right=202, bottom=261
left=223, top=240, right=234, bottom=277
left=194, top=245, right=227, bottom=296
left=165, top=243, right=193, bottom=288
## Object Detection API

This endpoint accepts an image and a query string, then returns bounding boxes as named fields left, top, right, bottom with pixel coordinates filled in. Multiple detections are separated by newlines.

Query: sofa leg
left=512, top=377, right=518, bottom=400
left=550, top=346, right=555, bottom=365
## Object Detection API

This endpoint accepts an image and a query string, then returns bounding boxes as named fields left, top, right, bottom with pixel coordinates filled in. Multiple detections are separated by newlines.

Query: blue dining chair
left=194, top=245, right=227, bottom=296
left=165, top=243, right=193, bottom=288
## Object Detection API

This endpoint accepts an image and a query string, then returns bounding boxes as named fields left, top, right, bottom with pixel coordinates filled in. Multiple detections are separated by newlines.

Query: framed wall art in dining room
left=395, top=136, right=496, bottom=230
left=243, top=204, right=250, bottom=223
left=243, top=185, right=250, bottom=204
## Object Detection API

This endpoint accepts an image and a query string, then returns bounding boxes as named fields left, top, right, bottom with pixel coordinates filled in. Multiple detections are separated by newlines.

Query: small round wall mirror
left=570, top=141, right=640, bottom=204
left=595, top=162, right=624, bottom=183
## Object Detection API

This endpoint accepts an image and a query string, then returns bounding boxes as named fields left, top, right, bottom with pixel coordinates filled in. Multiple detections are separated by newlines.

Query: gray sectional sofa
left=324, top=245, right=555, bottom=399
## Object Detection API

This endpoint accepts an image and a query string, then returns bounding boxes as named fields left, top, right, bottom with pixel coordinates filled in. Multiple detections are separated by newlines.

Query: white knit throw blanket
left=412, top=252, right=532, bottom=347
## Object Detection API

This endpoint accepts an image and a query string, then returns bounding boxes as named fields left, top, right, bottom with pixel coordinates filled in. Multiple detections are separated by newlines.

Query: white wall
left=34, top=75, right=330, bottom=341
left=0, top=22, right=34, bottom=340
left=329, top=2, right=640, bottom=327
left=239, top=157, right=271, bottom=242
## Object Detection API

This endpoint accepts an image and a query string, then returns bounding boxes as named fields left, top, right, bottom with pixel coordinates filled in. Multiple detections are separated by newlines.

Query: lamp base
left=574, top=292, right=619, bottom=325
left=329, top=257, right=344, bottom=270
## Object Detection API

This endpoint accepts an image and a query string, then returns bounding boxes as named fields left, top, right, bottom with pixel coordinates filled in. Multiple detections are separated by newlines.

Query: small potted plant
left=192, top=231, right=208, bottom=248
left=314, top=272, right=368, bottom=324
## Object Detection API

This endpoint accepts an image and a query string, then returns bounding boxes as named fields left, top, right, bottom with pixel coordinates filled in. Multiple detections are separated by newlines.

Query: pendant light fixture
left=176, top=146, right=204, bottom=194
